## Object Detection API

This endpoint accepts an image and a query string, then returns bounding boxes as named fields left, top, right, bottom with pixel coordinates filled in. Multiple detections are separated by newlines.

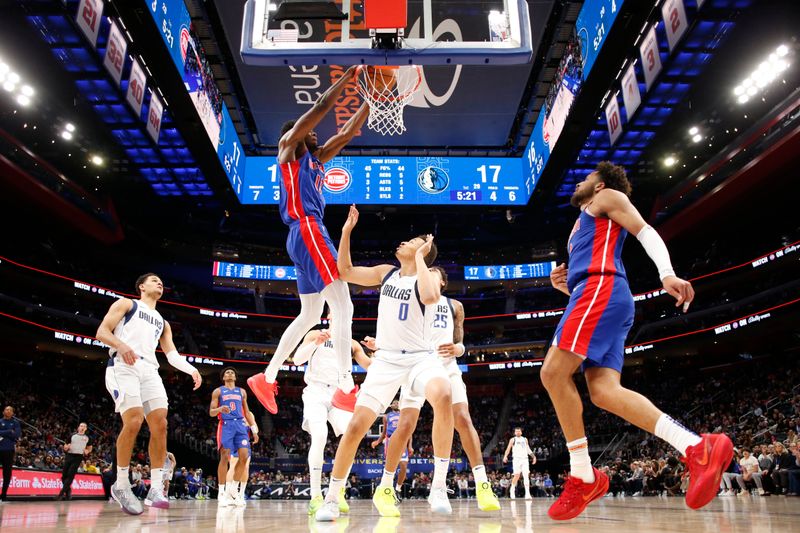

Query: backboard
left=241, top=0, right=533, bottom=66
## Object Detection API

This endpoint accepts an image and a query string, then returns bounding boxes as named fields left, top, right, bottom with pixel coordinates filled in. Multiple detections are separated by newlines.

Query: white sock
left=150, top=468, right=163, bottom=491
left=310, top=466, right=323, bottom=498
left=432, top=457, right=449, bottom=490
left=654, top=413, right=702, bottom=456
left=567, top=437, right=595, bottom=483
left=326, top=477, right=345, bottom=503
left=395, top=483, right=403, bottom=492
left=380, top=469, right=395, bottom=488
left=219, top=483, right=226, bottom=498
left=472, top=465, right=488, bottom=484
left=236, top=481, right=246, bottom=498
left=115, top=466, right=130, bottom=489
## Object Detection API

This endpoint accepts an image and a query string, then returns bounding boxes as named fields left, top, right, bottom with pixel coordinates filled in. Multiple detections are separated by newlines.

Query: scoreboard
left=212, top=261, right=296, bottom=280
left=464, top=261, right=556, bottom=280
left=242, top=155, right=532, bottom=206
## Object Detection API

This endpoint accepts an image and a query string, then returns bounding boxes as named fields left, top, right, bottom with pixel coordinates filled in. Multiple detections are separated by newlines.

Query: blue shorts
left=286, top=216, right=339, bottom=294
left=552, top=275, right=634, bottom=372
left=384, top=435, right=409, bottom=462
left=217, top=418, right=250, bottom=452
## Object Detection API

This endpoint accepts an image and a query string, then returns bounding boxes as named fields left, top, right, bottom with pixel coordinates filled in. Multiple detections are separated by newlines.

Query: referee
left=0, top=406, right=21, bottom=502
left=56, top=423, right=92, bottom=501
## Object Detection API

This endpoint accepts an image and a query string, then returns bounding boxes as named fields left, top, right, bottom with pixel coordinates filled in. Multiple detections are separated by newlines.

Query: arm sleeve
left=636, top=225, right=676, bottom=281
left=292, top=341, right=318, bottom=366
left=166, top=350, right=198, bottom=375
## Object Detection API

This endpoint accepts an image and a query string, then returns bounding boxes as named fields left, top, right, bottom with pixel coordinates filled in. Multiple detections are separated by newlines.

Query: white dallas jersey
left=425, top=296, right=455, bottom=350
left=109, top=299, right=164, bottom=367
left=376, top=269, right=429, bottom=353
left=512, top=436, right=530, bottom=458
left=304, top=336, right=339, bottom=387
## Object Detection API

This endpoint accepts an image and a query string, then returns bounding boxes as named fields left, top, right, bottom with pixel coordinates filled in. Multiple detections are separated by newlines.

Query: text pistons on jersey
left=381, top=283, right=412, bottom=301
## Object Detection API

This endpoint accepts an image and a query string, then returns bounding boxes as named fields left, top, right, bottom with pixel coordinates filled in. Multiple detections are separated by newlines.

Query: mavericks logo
left=323, top=167, right=352, bottom=193
left=417, top=167, right=449, bottom=194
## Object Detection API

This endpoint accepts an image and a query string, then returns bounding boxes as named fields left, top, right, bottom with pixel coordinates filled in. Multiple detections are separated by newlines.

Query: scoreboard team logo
left=323, top=167, right=352, bottom=193
left=274, top=267, right=287, bottom=279
left=417, top=166, right=449, bottom=194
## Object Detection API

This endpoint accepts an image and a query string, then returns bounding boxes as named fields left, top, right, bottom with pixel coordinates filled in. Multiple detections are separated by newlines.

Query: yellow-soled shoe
left=372, top=486, right=400, bottom=517
left=477, top=482, right=501, bottom=511
left=309, top=495, right=324, bottom=516
left=338, top=487, right=350, bottom=514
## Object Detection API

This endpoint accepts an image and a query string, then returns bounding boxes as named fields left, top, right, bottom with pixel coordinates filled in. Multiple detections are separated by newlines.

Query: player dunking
left=502, top=427, right=535, bottom=499
left=373, top=267, right=501, bottom=512
left=248, top=67, right=370, bottom=415
left=210, top=367, right=258, bottom=508
left=292, top=313, right=371, bottom=516
left=371, top=400, right=412, bottom=498
left=315, top=205, right=454, bottom=521
left=96, top=273, right=202, bottom=515
left=541, top=162, right=733, bottom=520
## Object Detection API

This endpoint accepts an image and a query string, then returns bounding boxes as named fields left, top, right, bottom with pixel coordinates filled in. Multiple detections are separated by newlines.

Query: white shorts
left=302, top=382, right=353, bottom=437
left=356, top=350, right=449, bottom=414
left=513, top=456, right=530, bottom=475
left=105, top=358, right=168, bottom=415
left=399, top=358, right=467, bottom=410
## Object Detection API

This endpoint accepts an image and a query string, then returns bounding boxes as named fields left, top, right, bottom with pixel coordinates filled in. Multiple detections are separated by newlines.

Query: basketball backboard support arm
left=240, top=0, right=532, bottom=66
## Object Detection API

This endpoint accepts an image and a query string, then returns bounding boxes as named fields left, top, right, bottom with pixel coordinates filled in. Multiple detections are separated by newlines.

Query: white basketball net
left=354, top=66, right=422, bottom=136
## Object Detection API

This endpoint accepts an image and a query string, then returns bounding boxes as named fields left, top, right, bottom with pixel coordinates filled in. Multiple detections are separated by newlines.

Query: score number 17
left=477, top=165, right=501, bottom=183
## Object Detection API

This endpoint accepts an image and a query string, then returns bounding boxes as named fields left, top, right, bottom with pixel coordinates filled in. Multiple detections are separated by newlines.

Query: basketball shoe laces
left=558, top=476, right=587, bottom=508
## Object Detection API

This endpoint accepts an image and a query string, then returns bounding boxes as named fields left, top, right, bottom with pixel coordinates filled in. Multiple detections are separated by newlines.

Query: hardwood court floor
left=1, top=495, right=798, bottom=532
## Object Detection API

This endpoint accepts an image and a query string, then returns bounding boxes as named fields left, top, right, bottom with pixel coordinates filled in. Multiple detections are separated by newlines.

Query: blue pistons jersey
left=386, top=410, right=400, bottom=437
left=218, top=386, right=244, bottom=421
left=278, top=151, right=326, bottom=226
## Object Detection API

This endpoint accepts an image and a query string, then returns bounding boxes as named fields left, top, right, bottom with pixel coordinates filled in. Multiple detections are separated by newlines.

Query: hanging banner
left=639, top=26, right=663, bottom=90
left=103, top=20, right=128, bottom=86
left=125, top=59, right=147, bottom=117
left=621, top=62, right=641, bottom=119
left=662, top=0, right=689, bottom=52
left=605, top=93, right=622, bottom=146
left=147, top=91, right=163, bottom=143
left=76, top=0, right=104, bottom=48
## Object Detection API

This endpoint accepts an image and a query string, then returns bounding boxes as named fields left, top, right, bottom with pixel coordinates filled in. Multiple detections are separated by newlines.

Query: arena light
left=20, top=85, right=34, bottom=97
left=692, top=134, right=702, bottom=143
left=663, top=156, right=677, bottom=167
left=16, top=94, right=30, bottom=106
left=65, top=123, right=75, bottom=132
left=90, top=155, right=104, bottom=166
left=688, top=126, right=699, bottom=136
left=733, top=43, right=792, bottom=104
left=61, top=130, right=73, bottom=140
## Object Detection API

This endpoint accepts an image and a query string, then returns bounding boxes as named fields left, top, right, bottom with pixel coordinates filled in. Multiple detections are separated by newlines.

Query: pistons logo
left=241, top=439, right=249, bottom=446
left=179, top=26, right=191, bottom=62
left=275, top=267, right=287, bottom=279
left=323, top=167, right=352, bottom=193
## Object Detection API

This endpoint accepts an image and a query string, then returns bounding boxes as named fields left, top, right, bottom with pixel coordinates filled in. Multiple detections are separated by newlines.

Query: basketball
left=367, top=66, right=397, bottom=92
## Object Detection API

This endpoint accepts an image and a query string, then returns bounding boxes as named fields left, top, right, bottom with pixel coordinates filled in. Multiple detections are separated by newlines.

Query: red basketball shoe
left=547, top=467, right=608, bottom=521
left=246, top=374, right=279, bottom=414
left=685, top=433, right=734, bottom=510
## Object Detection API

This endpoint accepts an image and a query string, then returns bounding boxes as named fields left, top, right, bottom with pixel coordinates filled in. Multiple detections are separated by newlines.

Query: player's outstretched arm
left=592, top=189, right=695, bottom=312
left=337, top=205, right=395, bottom=286
left=503, top=439, right=513, bottom=463
left=415, top=236, right=440, bottom=305
left=159, top=322, right=201, bottom=390
left=96, top=298, right=137, bottom=364
left=351, top=340, right=371, bottom=369
left=241, top=390, right=259, bottom=443
left=437, top=299, right=466, bottom=358
left=278, top=66, right=358, bottom=164
left=316, top=103, right=369, bottom=163
left=292, top=330, right=323, bottom=366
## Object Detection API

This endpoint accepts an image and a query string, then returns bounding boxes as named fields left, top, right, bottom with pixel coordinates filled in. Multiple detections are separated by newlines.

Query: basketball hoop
left=354, top=65, right=422, bottom=136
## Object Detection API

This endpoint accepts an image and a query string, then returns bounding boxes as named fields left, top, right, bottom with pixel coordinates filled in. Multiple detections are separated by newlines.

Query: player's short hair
left=595, top=161, right=632, bottom=196
left=220, top=367, right=237, bottom=381
left=279, top=120, right=296, bottom=140
left=431, top=266, right=448, bottom=290
left=135, top=273, right=160, bottom=296
left=414, top=235, right=438, bottom=266
left=514, top=426, right=522, bottom=431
